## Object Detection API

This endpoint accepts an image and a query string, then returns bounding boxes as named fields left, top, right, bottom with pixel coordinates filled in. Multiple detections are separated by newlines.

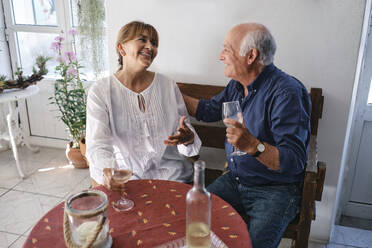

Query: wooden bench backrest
left=177, top=83, right=324, bottom=148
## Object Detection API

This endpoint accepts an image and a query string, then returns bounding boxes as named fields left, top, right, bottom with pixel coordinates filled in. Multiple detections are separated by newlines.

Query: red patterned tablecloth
left=23, top=180, right=251, bottom=247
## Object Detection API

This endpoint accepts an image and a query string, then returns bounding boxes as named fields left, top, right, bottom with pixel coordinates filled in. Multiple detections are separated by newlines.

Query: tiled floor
left=0, top=146, right=371, bottom=248
left=0, top=146, right=91, bottom=248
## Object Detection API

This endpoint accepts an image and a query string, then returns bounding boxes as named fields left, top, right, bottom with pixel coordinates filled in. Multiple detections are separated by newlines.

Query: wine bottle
left=186, top=160, right=212, bottom=248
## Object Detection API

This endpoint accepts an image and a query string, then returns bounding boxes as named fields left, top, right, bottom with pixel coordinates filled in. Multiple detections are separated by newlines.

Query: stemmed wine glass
left=111, top=153, right=134, bottom=211
left=222, top=101, right=247, bottom=156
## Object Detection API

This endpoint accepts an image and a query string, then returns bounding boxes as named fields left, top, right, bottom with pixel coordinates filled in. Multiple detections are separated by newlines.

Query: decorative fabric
left=24, top=180, right=252, bottom=247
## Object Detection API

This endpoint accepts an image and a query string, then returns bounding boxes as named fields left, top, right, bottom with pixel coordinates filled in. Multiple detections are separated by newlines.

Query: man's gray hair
left=239, top=29, right=276, bottom=65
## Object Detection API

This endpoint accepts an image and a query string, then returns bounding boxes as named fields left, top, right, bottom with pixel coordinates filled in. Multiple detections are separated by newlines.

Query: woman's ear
left=117, top=43, right=126, bottom=56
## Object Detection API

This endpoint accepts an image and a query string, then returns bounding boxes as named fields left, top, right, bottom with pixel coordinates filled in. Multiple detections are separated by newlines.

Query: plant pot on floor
left=66, top=142, right=88, bottom=169
left=79, top=138, right=90, bottom=166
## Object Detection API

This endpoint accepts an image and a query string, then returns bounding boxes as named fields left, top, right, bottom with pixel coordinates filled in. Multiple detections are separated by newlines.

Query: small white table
left=0, top=85, right=40, bottom=178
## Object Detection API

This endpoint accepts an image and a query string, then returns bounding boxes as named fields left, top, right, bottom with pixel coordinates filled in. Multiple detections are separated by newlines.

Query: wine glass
left=222, top=101, right=247, bottom=156
left=111, top=154, right=134, bottom=211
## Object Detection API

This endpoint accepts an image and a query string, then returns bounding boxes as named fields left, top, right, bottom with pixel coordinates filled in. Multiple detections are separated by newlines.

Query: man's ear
left=246, top=48, right=259, bottom=65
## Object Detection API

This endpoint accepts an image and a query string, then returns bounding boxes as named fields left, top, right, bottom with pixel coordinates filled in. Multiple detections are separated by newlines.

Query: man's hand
left=164, top=116, right=194, bottom=146
left=103, top=168, right=126, bottom=191
left=223, top=118, right=259, bottom=155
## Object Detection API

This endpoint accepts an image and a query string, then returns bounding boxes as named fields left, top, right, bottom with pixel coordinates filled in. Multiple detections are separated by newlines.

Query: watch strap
left=252, top=142, right=265, bottom=157
left=252, top=150, right=262, bottom=157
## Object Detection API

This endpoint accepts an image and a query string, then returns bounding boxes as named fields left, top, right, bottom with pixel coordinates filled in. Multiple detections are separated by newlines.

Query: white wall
left=106, top=0, right=366, bottom=242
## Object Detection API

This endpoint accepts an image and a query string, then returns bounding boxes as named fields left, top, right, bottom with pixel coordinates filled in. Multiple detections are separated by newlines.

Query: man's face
left=219, top=30, right=248, bottom=80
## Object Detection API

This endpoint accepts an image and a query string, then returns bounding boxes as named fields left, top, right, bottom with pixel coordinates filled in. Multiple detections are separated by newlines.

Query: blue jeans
left=207, top=172, right=301, bottom=248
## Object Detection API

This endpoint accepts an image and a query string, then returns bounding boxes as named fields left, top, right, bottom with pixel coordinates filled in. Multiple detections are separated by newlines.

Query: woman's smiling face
left=119, top=30, right=158, bottom=70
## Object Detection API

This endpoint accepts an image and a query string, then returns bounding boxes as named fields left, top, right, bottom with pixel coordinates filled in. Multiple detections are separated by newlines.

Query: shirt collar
left=247, top=63, right=275, bottom=92
left=233, top=63, right=276, bottom=92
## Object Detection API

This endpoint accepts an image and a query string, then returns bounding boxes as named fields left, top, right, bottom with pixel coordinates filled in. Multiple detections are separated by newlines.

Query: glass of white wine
left=111, top=154, right=134, bottom=212
left=222, top=101, right=247, bottom=156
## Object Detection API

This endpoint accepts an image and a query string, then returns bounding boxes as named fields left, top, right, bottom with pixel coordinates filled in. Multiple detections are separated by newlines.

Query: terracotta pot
left=66, top=142, right=88, bottom=169
left=79, top=138, right=90, bottom=166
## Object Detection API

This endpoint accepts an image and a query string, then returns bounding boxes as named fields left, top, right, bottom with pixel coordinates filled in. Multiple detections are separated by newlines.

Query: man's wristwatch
left=252, top=142, right=265, bottom=157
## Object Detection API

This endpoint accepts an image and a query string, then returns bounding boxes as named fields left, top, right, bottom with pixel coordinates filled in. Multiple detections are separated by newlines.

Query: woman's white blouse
left=86, top=73, right=201, bottom=184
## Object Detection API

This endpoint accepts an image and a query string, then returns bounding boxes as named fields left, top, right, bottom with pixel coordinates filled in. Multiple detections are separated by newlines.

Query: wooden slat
left=177, top=82, right=225, bottom=100
left=310, top=88, right=324, bottom=135
left=315, top=161, right=326, bottom=201
left=194, top=124, right=225, bottom=149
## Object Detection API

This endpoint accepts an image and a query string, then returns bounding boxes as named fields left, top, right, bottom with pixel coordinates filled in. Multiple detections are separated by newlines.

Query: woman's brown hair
left=116, top=21, right=159, bottom=70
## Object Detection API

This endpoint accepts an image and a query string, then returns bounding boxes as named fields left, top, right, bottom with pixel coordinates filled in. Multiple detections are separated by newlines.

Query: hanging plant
left=77, top=0, right=106, bottom=78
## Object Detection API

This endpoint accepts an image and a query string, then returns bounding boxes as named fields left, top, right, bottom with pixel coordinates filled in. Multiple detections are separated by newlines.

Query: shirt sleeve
left=173, top=82, right=201, bottom=156
left=195, top=81, right=233, bottom=122
left=270, top=87, right=311, bottom=174
left=86, top=83, right=114, bottom=185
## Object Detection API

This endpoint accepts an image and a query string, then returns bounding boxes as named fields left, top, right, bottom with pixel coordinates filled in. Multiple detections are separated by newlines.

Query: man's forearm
left=255, top=142, right=280, bottom=171
left=182, top=94, right=199, bottom=117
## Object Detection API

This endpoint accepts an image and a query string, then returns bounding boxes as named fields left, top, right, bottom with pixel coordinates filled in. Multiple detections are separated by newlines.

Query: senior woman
left=86, top=21, right=201, bottom=190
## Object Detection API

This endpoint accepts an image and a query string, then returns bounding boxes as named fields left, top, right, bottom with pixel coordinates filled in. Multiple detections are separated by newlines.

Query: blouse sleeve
left=173, top=82, right=202, bottom=156
left=86, top=83, right=114, bottom=184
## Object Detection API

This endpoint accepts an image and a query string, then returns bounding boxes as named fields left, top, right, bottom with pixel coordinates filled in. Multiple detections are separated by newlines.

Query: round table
left=0, top=86, right=40, bottom=178
left=23, top=180, right=251, bottom=247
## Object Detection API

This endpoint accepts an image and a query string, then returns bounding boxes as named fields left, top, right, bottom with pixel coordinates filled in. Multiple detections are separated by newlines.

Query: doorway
left=334, top=0, right=372, bottom=232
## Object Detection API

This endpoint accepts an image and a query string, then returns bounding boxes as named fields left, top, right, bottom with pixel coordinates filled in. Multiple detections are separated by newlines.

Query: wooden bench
left=178, top=83, right=326, bottom=248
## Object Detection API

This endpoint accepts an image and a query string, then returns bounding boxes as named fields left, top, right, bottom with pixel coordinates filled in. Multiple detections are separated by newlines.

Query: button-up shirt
left=196, top=64, right=311, bottom=186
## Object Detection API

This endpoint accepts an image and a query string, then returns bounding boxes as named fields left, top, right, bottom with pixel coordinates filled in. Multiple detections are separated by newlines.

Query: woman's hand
left=103, top=168, right=126, bottom=191
left=164, top=116, right=194, bottom=146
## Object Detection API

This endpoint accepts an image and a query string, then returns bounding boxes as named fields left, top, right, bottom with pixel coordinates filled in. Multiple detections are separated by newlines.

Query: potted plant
left=0, top=56, right=50, bottom=93
left=49, top=29, right=88, bottom=168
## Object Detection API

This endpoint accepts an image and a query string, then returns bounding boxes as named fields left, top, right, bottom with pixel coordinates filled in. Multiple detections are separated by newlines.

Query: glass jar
left=64, top=190, right=112, bottom=248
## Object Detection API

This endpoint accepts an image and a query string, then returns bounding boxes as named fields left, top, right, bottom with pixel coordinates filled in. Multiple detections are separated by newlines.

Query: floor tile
left=67, top=175, right=92, bottom=197
left=0, top=232, right=19, bottom=248
left=13, top=159, right=89, bottom=197
left=332, top=225, right=372, bottom=248
left=279, top=239, right=328, bottom=248
left=0, top=146, right=66, bottom=164
left=326, top=244, right=361, bottom=248
left=340, top=215, right=372, bottom=231
left=0, top=149, right=12, bottom=163
left=308, top=241, right=327, bottom=248
left=0, top=159, right=49, bottom=188
left=22, top=226, right=32, bottom=238
left=279, top=238, right=292, bottom=248
left=0, top=161, right=24, bottom=189
left=0, top=190, right=62, bottom=234
left=0, top=188, right=8, bottom=197
left=9, top=235, right=26, bottom=248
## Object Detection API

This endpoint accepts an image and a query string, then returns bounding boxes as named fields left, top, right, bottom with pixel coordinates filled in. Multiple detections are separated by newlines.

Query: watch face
left=257, top=143, right=265, bottom=152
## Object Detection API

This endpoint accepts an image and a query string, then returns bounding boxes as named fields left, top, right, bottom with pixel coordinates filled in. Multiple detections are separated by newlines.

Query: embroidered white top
left=86, top=73, right=201, bottom=184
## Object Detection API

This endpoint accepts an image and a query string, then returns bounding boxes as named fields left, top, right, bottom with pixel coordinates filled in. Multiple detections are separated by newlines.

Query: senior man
left=183, top=23, right=311, bottom=248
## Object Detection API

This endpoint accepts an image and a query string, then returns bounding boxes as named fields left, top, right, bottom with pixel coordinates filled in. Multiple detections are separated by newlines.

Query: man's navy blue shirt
left=196, top=64, right=311, bottom=186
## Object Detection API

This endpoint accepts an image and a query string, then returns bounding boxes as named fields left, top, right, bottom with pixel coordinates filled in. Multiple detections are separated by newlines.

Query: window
left=12, top=0, right=57, bottom=26
left=3, top=0, right=107, bottom=79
